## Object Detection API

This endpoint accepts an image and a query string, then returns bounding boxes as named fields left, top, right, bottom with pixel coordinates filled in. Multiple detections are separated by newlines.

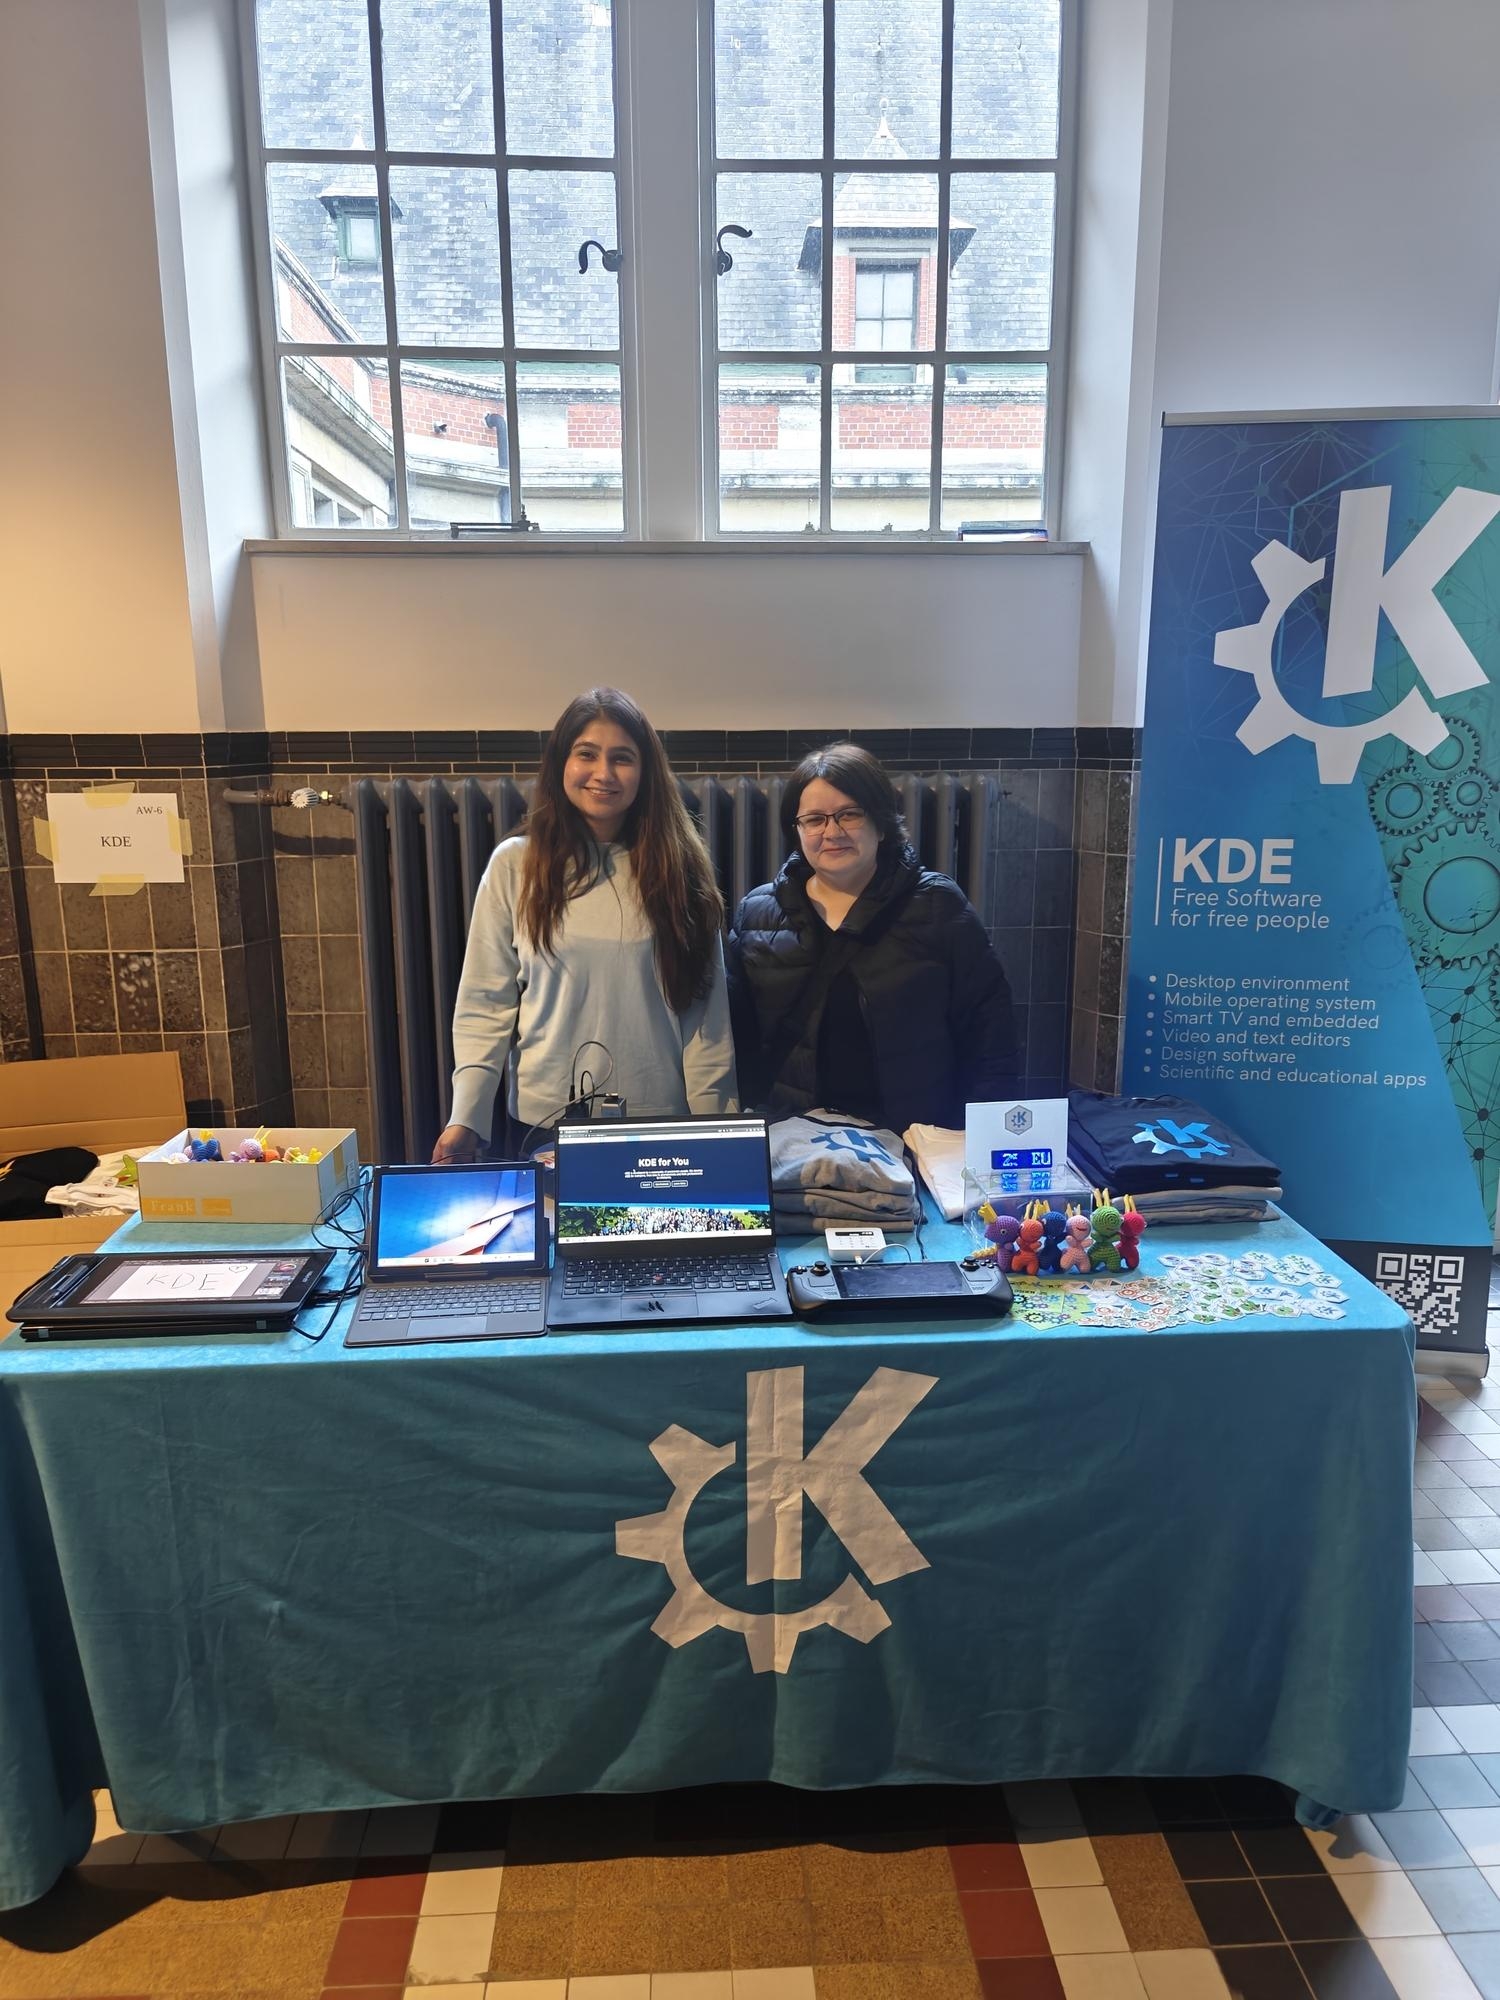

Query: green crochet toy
left=1088, top=1199, right=1124, bottom=1273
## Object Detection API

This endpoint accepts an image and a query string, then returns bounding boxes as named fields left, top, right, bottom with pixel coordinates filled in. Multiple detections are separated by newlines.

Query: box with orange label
left=136, top=1129, right=359, bottom=1226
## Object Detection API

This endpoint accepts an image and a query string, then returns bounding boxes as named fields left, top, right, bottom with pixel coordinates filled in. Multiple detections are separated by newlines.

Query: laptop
left=548, top=1114, right=792, bottom=1329
left=346, top=1161, right=549, bottom=1345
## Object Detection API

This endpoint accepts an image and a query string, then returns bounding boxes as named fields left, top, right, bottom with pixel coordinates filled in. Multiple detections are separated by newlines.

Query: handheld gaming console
left=786, top=1257, right=1013, bottom=1320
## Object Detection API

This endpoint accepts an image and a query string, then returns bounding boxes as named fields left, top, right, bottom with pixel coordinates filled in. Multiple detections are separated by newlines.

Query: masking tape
left=90, top=876, right=147, bottom=898
left=32, top=819, right=54, bottom=862
left=167, top=815, right=194, bottom=857
left=82, top=781, right=136, bottom=808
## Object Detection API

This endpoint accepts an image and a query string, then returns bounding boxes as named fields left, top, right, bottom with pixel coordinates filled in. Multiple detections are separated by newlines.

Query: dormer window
left=316, top=177, right=397, bottom=274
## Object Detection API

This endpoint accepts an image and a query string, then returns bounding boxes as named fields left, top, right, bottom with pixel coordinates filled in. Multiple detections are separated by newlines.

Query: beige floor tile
left=879, top=1892, right=970, bottom=1963
left=727, top=1849, right=807, bottom=1902
left=567, top=1979, right=652, bottom=1999
left=1307, top=1815, right=1400, bottom=1872
left=405, top=1986, right=489, bottom=1999
left=1034, top=1885, right=1130, bottom=1955
left=1056, top=1954, right=1150, bottom=2000
left=422, top=1853, right=507, bottom=1916
left=732, top=1972, right=817, bottom=2000
left=489, top=1908, right=576, bottom=1981
left=1132, top=1949, right=1232, bottom=2000
left=1332, top=1868, right=1442, bottom=1938
left=569, top=1905, right=656, bottom=1977
left=408, top=1911, right=502, bottom=1984
left=651, top=1903, right=735, bottom=1972
left=285, top=1807, right=368, bottom=1857
left=653, top=1851, right=731, bottom=1904
left=483, top=1983, right=568, bottom=1998
left=83, top=1825, right=146, bottom=1865
left=729, top=1900, right=815, bottom=1969
left=1020, top=1834, right=1103, bottom=1888
left=651, top=1974, right=735, bottom=1998
left=1370, top=1935, right=1485, bottom=2000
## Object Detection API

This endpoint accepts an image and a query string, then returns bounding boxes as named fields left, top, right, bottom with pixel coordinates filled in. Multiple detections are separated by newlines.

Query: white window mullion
left=618, top=0, right=706, bottom=539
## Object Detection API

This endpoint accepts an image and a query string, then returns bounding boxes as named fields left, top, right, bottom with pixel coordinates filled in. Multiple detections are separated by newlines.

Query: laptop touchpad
left=416, top=1314, right=491, bottom=1338
left=622, top=1294, right=699, bottom=1320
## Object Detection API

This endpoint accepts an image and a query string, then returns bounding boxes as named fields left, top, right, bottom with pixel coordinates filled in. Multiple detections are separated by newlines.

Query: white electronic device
left=824, top=1226, right=887, bottom=1265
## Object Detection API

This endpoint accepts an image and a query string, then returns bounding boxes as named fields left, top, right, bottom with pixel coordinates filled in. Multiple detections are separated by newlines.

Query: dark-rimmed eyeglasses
left=794, top=807, right=869, bottom=836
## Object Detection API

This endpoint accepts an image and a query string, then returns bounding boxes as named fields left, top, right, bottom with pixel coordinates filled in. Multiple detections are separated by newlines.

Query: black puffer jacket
left=727, top=849, right=1019, bottom=1132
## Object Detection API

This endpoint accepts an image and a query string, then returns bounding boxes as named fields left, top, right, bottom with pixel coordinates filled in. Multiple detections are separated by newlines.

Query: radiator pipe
left=220, top=786, right=350, bottom=809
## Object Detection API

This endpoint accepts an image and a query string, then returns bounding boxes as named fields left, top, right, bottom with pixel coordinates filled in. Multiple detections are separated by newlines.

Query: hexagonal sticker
left=1004, top=1105, right=1033, bottom=1135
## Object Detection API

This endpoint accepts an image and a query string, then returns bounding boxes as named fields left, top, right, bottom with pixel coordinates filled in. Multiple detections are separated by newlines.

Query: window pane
left=389, top=167, right=505, bottom=345
left=510, top=171, right=620, bottom=348
left=715, top=0, right=822, bottom=160
left=718, top=364, right=820, bottom=533
left=831, top=364, right=932, bottom=530
left=400, top=361, right=510, bottom=529
left=831, top=175, right=939, bottom=350
left=268, top=163, right=386, bottom=344
left=941, top=361, right=1045, bottom=527
left=835, top=0, right=942, bottom=161
left=503, top=0, right=616, bottom=158
left=715, top=174, right=822, bottom=352
left=518, top=363, right=623, bottom=532
left=381, top=0, right=495, bottom=153
left=282, top=357, right=393, bottom=528
left=952, top=0, right=1061, bottom=158
left=256, top=0, right=372, bottom=149
left=947, top=173, right=1054, bottom=349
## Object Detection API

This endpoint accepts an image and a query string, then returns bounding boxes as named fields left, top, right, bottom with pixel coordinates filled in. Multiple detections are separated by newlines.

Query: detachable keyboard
left=356, top=1281, right=545, bottom=1320
left=560, top=1253, right=775, bottom=1297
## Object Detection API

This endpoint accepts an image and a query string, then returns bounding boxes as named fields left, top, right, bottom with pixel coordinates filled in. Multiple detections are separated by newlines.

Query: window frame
left=238, top=0, right=636, bottom=540
left=238, top=0, right=1076, bottom=544
left=701, top=0, right=1079, bottom=541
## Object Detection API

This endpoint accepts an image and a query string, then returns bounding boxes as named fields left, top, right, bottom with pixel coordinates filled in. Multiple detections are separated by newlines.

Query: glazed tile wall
left=1070, top=759, right=1142, bottom=1095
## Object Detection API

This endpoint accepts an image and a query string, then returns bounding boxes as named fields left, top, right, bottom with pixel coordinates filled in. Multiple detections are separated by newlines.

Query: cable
left=294, top=1168, right=372, bottom=1343
left=516, top=1038, right=618, bottom=1156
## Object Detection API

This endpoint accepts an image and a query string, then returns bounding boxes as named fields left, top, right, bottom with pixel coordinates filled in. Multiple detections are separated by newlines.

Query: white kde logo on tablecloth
left=615, top=1366, right=935, bottom=1674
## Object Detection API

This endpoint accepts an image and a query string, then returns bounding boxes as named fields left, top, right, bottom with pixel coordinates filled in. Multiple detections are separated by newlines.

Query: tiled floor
left=5, top=1291, right=1500, bottom=2000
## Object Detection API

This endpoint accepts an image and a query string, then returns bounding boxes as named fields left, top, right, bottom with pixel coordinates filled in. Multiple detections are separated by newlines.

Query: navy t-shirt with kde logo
left=1067, top=1090, right=1282, bottom=1194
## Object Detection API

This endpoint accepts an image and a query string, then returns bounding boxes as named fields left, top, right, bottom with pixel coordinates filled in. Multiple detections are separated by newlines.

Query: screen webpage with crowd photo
left=557, top=1121, right=773, bottom=1245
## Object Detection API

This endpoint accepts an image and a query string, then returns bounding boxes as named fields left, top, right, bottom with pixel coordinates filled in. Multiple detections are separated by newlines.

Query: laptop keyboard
left=356, top=1281, right=544, bottom=1320
left=561, top=1253, right=775, bottom=1297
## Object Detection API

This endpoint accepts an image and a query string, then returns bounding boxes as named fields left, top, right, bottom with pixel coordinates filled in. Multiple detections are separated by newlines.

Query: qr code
left=1375, top=1251, right=1466, bottom=1340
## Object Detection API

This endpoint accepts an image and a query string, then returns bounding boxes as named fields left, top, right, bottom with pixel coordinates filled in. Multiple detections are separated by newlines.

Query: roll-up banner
left=1124, top=411, right=1500, bottom=1359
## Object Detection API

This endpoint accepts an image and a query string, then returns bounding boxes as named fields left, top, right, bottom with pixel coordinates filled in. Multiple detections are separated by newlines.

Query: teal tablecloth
left=0, top=1208, right=1414, bottom=1909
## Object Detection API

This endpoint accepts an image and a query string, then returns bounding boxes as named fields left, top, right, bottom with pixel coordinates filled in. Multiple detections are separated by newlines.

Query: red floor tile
left=978, top=1959, right=1067, bottom=1999
left=961, top=1887, right=1050, bottom=1958
left=950, top=1838, right=1030, bottom=1891
left=322, top=1915, right=419, bottom=1986
left=343, top=1856, right=431, bottom=1916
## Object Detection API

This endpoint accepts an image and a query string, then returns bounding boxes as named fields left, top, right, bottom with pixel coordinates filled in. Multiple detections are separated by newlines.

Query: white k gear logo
left=615, top=1366, right=935, bottom=1674
left=1213, top=484, right=1500, bottom=782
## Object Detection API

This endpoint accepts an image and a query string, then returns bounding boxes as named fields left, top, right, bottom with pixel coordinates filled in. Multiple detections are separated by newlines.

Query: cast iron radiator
left=351, top=771, right=998, bottom=1163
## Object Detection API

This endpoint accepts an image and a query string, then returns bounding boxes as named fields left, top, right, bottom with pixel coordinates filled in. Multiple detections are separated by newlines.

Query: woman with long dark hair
left=727, top=743, right=1016, bottom=1133
left=433, top=688, right=735, bottom=1161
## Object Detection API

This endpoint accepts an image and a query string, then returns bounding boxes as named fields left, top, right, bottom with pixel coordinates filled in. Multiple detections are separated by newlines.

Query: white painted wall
left=1154, top=0, right=1500, bottom=415
left=250, top=547, right=1083, bottom=728
left=0, top=0, right=203, bottom=732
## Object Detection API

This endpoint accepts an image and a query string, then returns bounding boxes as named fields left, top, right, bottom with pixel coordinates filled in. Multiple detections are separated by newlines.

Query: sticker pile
left=1005, top=1249, right=1348, bottom=1332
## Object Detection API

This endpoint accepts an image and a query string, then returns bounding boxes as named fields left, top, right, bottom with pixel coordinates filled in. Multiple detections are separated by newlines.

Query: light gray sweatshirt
left=448, top=836, right=738, bottom=1132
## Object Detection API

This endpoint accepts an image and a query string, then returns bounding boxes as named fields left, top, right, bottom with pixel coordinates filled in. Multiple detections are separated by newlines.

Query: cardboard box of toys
left=137, top=1128, right=359, bottom=1226
left=0, top=1052, right=187, bottom=1301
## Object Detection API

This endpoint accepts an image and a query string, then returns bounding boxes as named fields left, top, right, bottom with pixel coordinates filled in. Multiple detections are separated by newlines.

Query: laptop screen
left=556, top=1117, right=773, bottom=1248
left=371, top=1164, right=543, bottom=1271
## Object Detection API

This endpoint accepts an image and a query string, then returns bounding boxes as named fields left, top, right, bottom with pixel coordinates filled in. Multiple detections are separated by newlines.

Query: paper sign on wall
left=964, top=1098, right=1070, bottom=1182
left=39, top=790, right=187, bottom=890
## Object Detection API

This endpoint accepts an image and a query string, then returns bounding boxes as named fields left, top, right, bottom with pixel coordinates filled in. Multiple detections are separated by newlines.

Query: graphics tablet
left=8, top=1249, right=335, bottom=1340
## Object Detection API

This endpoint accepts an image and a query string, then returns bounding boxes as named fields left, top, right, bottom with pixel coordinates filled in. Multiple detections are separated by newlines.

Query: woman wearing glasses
left=727, top=743, right=1017, bottom=1132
